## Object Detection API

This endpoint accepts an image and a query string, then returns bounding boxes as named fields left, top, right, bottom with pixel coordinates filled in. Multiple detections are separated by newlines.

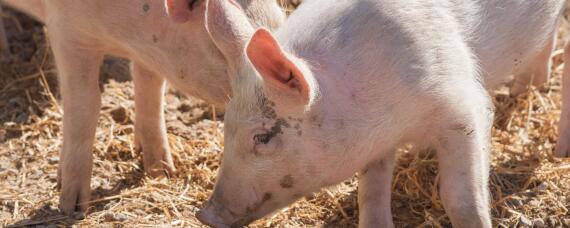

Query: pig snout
left=197, top=199, right=254, bottom=228
left=196, top=203, right=230, bottom=228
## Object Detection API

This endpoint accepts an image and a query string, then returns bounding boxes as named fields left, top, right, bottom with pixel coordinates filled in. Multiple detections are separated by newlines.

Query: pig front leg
left=510, top=34, right=555, bottom=96
left=436, top=110, right=493, bottom=227
left=357, top=152, right=395, bottom=228
left=555, top=41, right=570, bottom=157
left=132, top=63, right=176, bottom=177
left=51, top=39, right=104, bottom=215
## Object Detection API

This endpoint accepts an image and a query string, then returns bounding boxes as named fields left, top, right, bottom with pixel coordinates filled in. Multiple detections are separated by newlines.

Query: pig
left=196, top=0, right=565, bottom=227
left=1, top=0, right=285, bottom=216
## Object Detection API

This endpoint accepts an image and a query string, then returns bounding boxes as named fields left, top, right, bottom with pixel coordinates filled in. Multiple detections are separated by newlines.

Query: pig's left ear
left=246, top=28, right=311, bottom=103
left=165, top=0, right=201, bottom=23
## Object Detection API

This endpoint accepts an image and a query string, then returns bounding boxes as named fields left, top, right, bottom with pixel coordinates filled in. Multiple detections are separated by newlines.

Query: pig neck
left=105, top=0, right=281, bottom=107
left=274, top=0, right=425, bottom=183
left=89, top=0, right=230, bottom=106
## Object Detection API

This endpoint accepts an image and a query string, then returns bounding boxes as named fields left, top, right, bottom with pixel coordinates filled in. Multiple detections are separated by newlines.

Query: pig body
left=197, top=0, right=565, bottom=227
left=2, top=0, right=284, bottom=215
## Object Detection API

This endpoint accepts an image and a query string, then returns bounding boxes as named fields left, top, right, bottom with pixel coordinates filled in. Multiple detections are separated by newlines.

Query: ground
left=0, top=1, right=569, bottom=228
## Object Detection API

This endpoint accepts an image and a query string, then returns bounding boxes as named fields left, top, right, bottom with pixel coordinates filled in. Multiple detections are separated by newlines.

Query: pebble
left=48, top=156, right=60, bottom=164
left=520, top=215, right=532, bottom=227
left=536, top=182, right=548, bottom=191
left=528, top=199, right=540, bottom=207
left=533, top=218, right=546, bottom=227
left=104, top=212, right=128, bottom=222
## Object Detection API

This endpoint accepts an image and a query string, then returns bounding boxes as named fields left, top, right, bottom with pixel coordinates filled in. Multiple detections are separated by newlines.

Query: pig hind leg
left=132, top=63, right=176, bottom=177
left=357, top=152, right=396, bottom=228
left=554, top=41, right=570, bottom=157
left=435, top=88, right=493, bottom=228
left=51, top=37, right=104, bottom=215
left=510, top=34, right=556, bottom=95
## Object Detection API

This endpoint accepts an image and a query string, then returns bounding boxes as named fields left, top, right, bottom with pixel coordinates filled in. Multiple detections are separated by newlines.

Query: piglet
left=197, top=0, right=565, bottom=227
left=2, top=0, right=284, bottom=216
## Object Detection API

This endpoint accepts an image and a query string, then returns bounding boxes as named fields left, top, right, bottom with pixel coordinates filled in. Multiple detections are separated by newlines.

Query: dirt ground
left=1, top=1, right=569, bottom=228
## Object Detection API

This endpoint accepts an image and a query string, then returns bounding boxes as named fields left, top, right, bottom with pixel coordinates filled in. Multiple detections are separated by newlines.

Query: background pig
left=197, top=0, right=565, bottom=227
left=1, top=0, right=284, bottom=216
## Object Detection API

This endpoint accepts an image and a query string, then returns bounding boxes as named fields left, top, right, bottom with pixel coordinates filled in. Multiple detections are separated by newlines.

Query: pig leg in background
left=358, top=152, right=396, bottom=228
left=510, top=34, right=556, bottom=96
left=132, top=63, right=176, bottom=177
left=436, top=107, right=493, bottom=228
left=0, top=4, right=9, bottom=55
left=51, top=37, right=104, bottom=215
left=555, top=41, right=570, bottom=157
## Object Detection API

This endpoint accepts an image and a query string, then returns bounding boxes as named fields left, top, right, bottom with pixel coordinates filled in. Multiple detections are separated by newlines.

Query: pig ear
left=206, top=0, right=254, bottom=61
left=246, top=28, right=311, bottom=102
left=165, top=0, right=199, bottom=23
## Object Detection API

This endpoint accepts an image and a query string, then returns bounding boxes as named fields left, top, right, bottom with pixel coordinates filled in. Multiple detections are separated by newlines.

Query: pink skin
left=198, top=0, right=565, bottom=227
left=555, top=41, right=570, bottom=157
left=2, top=0, right=284, bottom=216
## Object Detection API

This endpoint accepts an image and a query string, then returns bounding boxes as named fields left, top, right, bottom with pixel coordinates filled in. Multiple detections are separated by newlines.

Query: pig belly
left=456, top=0, right=564, bottom=89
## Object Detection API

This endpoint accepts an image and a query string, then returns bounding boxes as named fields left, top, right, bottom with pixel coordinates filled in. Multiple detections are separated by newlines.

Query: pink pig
left=196, top=0, right=565, bottom=227
left=2, top=0, right=284, bottom=216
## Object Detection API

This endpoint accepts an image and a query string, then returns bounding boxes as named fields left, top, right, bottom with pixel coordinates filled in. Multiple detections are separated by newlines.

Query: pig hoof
left=71, top=211, right=86, bottom=220
left=144, top=158, right=177, bottom=179
left=59, top=181, right=91, bottom=217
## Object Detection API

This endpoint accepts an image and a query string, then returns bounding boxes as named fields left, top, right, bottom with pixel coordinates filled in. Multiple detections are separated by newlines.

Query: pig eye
left=253, top=133, right=272, bottom=145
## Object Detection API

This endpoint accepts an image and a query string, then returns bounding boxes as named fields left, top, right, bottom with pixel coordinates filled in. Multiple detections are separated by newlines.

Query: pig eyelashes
left=254, top=133, right=272, bottom=145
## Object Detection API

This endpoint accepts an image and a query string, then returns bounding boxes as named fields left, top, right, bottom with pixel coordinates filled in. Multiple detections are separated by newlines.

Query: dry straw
left=1, top=1, right=569, bottom=227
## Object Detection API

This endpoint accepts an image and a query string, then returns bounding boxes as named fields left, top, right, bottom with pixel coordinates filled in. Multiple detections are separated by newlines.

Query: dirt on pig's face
left=201, top=80, right=331, bottom=226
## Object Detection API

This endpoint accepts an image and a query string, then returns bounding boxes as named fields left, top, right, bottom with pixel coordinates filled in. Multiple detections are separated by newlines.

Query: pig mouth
left=229, top=216, right=256, bottom=228
left=198, top=194, right=271, bottom=227
left=197, top=206, right=259, bottom=228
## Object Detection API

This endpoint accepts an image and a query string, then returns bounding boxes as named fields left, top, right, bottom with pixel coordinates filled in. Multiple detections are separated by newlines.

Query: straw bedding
left=0, top=1, right=568, bottom=227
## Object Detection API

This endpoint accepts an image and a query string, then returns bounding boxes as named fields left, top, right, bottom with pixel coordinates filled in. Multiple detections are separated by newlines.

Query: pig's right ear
left=165, top=0, right=196, bottom=23
left=205, top=0, right=254, bottom=61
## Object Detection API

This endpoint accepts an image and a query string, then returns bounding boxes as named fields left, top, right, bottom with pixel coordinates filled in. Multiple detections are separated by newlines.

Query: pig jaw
left=197, top=198, right=262, bottom=228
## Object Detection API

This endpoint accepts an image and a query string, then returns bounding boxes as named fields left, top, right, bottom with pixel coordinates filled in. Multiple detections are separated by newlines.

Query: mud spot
left=258, top=94, right=277, bottom=119
left=450, top=123, right=474, bottom=136
left=142, top=3, right=150, bottom=13
left=280, top=175, right=294, bottom=189
left=262, top=192, right=272, bottom=201
left=309, top=115, right=319, bottom=123
left=309, top=114, right=323, bottom=127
